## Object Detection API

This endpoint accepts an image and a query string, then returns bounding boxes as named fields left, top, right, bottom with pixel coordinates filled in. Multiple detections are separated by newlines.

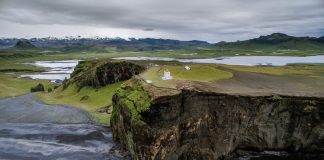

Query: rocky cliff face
left=65, top=61, right=145, bottom=89
left=111, top=79, right=324, bottom=159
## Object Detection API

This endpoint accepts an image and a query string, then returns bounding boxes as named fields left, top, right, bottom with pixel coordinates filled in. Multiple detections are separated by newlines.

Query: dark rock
left=56, top=131, right=105, bottom=143
left=111, top=80, right=324, bottom=160
left=80, top=95, right=89, bottom=101
left=30, top=83, right=45, bottom=92
left=53, top=79, right=63, bottom=84
left=108, top=144, right=132, bottom=159
left=222, top=149, right=324, bottom=160
left=97, top=104, right=112, bottom=113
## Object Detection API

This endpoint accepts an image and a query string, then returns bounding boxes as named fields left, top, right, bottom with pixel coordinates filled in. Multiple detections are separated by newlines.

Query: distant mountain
left=13, top=39, right=37, bottom=49
left=214, top=33, right=324, bottom=51
left=1, top=33, right=324, bottom=52
left=0, top=38, right=19, bottom=49
left=0, top=37, right=211, bottom=51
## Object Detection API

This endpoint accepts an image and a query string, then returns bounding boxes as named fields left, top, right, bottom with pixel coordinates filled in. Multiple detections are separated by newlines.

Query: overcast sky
left=0, top=0, right=323, bottom=42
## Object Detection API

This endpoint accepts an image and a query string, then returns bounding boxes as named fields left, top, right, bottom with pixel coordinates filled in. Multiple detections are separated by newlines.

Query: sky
left=0, top=0, right=324, bottom=42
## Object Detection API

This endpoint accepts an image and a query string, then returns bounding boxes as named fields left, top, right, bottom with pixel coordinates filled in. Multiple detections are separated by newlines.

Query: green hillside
left=214, top=33, right=324, bottom=51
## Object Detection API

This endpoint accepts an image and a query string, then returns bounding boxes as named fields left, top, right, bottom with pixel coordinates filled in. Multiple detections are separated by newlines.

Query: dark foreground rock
left=56, top=131, right=105, bottom=143
left=111, top=78, right=324, bottom=160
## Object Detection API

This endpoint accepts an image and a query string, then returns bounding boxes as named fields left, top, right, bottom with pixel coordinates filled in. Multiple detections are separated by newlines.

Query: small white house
left=185, top=66, right=191, bottom=70
left=162, top=69, right=173, bottom=80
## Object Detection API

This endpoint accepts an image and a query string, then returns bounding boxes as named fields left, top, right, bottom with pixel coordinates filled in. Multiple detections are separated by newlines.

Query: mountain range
left=214, top=33, right=324, bottom=51
left=1, top=33, right=323, bottom=51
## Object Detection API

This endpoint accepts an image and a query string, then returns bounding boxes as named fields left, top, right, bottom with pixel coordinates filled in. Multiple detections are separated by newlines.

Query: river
left=19, top=60, right=79, bottom=83
left=0, top=94, right=124, bottom=160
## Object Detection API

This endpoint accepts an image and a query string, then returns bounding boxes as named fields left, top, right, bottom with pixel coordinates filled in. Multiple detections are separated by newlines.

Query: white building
left=162, top=70, right=173, bottom=80
left=185, top=66, right=191, bottom=70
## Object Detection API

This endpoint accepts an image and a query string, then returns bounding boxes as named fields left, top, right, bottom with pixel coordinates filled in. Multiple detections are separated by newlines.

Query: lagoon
left=113, top=55, right=324, bottom=66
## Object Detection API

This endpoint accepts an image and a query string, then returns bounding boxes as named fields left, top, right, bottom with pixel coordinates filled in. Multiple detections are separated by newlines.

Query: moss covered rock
left=67, top=60, right=145, bottom=89
left=111, top=78, right=153, bottom=158
left=111, top=78, right=151, bottom=125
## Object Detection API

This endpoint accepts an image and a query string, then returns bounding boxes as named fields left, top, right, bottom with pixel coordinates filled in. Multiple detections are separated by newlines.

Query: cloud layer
left=0, top=0, right=323, bottom=42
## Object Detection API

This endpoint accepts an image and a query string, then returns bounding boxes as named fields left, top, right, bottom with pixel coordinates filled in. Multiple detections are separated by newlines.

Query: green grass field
left=141, top=64, right=233, bottom=88
left=0, top=73, right=54, bottom=99
left=220, top=64, right=321, bottom=75
left=166, top=65, right=233, bottom=82
left=37, top=82, right=123, bottom=125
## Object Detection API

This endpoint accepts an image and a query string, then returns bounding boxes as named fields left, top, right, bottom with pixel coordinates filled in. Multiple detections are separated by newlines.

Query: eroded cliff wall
left=111, top=79, right=323, bottom=159
left=65, top=61, right=145, bottom=89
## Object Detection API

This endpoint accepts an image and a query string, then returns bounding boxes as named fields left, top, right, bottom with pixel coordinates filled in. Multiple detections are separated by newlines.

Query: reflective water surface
left=0, top=94, right=124, bottom=160
left=113, top=55, right=324, bottom=66
left=19, top=60, right=79, bottom=82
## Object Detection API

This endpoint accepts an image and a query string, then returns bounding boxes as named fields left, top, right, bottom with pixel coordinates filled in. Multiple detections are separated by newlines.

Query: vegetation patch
left=222, top=64, right=318, bottom=75
left=0, top=73, right=53, bottom=98
left=30, top=83, right=45, bottom=92
left=38, top=60, right=146, bottom=125
left=141, top=64, right=233, bottom=87
left=166, top=65, right=233, bottom=82
left=37, top=82, right=123, bottom=125
left=112, top=79, right=151, bottom=125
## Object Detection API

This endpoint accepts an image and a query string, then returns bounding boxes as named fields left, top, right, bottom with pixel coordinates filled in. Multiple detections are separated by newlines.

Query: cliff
left=65, top=60, right=145, bottom=89
left=111, top=78, right=324, bottom=159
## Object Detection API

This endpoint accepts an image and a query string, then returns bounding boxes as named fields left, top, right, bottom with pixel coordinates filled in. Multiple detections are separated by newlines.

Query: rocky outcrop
left=30, top=83, right=45, bottom=92
left=66, top=61, right=145, bottom=89
left=111, top=79, right=324, bottom=159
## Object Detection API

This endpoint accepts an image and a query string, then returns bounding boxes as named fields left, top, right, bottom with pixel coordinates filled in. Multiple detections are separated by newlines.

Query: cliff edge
left=111, top=78, right=324, bottom=159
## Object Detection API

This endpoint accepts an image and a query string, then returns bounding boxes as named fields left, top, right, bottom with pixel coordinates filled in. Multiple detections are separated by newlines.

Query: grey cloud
left=143, top=28, right=154, bottom=31
left=0, top=0, right=323, bottom=42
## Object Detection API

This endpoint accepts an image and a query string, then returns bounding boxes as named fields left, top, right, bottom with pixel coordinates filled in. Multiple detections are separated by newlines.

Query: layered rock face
left=111, top=80, right=323, bottom=159
left=66, top=61, right=145, bottom=89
